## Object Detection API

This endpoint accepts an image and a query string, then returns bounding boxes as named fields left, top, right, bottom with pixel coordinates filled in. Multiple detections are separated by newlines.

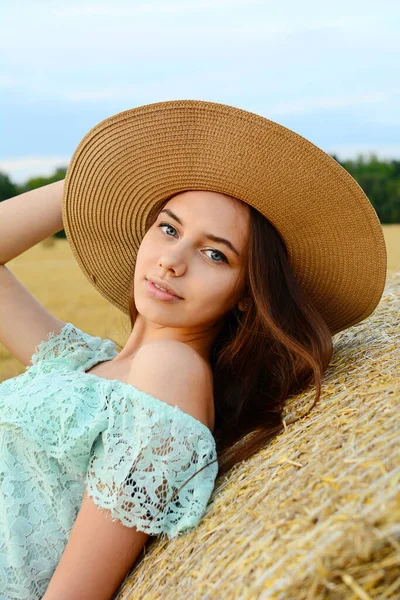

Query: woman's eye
left=158, top=222, right=177, bottom=238
left=206, top=249, right=228, bottom=264
left=157, top=222, right=228, bottom=264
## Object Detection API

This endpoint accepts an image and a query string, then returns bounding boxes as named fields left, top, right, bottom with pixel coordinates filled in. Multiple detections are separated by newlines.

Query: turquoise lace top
left=0, top=322, right=218, bottom=600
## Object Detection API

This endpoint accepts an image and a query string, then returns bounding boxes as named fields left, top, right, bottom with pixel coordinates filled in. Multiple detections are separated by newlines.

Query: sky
left=1, top=0, right=399, bottom=184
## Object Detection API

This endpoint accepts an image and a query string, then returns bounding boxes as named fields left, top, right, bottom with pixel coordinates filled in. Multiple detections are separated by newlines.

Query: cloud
left=56, top=71, right=242, bottom=102
left=0, top=76, right=25, bottom=88
left=264, top=92, right=389, bottom=117
left=0, top=156, right=70, bottom=184
left=53, top=0, right=265, bottom=16
left=1, top=2, right=374, bottom=55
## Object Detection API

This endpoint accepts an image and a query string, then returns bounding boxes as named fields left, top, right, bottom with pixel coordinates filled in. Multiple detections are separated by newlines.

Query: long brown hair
left=127, top=193, right=333, bottom=514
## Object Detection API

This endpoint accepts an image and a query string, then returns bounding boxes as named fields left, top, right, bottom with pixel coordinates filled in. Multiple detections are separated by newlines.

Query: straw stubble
left=117, top=270, right=399, bottom=600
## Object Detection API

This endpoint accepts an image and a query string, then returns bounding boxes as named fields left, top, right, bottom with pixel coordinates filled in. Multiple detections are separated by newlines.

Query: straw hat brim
left=61, top=99, right=387, bottom=336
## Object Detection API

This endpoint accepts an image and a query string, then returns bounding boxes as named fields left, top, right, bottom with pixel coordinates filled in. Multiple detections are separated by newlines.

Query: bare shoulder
left=132, top=339, right=211, bottom=379
left=127, top=340, right=214, bottom=431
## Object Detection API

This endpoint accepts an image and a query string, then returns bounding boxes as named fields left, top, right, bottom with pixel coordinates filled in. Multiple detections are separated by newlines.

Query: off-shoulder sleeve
left=84, top=387, right=219, bottom=541
left=29, top=322, right=118, bottom=370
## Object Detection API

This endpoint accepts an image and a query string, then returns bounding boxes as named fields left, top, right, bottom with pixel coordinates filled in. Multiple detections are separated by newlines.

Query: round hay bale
left=115, top=270, right=400, bottom=600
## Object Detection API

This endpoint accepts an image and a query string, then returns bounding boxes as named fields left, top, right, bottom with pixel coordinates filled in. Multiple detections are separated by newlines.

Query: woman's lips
left=146, top=279, right=183, bottom=301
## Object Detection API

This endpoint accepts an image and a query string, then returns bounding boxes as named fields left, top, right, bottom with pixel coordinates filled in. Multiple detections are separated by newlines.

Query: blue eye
left=157, top=222, right=228, bottom=264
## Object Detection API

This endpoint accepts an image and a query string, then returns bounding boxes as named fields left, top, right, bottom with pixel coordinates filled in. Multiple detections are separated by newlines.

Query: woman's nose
left=158, top=251, right=187, bottom=274
left=158, top=239, right=191, bottom=273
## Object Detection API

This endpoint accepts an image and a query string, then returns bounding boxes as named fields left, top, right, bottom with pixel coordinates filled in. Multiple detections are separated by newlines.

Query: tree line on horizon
left=0, top=154, right=399, bottom=239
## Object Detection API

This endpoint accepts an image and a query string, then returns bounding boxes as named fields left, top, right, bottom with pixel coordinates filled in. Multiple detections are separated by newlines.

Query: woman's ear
left=237, top=297, right=251, bottom=312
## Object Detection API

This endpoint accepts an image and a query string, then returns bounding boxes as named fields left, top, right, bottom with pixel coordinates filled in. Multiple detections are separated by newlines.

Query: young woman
left=0, top=99, right=387, bottom=599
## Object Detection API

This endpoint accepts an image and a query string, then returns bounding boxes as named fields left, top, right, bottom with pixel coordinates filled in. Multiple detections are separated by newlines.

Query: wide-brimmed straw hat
left=61, top=99, right=387, bottom=336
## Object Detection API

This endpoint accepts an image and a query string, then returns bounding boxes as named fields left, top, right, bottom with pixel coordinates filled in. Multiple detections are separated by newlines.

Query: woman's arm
left=43, top=343, right=211, bottom=599
left=42, top=488, right=150, bottom=600
left=0, top=180, right=67, bottom=364
left=0, top=179, right=65, bottom=265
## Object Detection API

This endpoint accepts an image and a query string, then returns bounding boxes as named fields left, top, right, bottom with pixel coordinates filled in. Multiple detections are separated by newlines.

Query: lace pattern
left=29, top=322, right=118, bottom=372
left=85, top=388, right=218, bottom=538
left=0, top=323, right=218, bottom=599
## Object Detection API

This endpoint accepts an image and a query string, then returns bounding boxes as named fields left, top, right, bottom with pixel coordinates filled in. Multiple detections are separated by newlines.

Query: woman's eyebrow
left=159, top=208, right=240, bottom=257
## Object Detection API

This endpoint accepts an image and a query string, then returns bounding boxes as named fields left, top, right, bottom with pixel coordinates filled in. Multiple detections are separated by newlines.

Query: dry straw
left=115, top=269, right=399, bottom=600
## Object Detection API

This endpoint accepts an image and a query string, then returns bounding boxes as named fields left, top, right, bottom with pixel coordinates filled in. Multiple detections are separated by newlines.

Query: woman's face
left=133, top=190, right=250, bottom=341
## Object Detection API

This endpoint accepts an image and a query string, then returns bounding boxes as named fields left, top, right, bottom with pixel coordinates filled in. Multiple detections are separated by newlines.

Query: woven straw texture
left=62, top=100, right=387, bottom=337
left=115, top=269, right=399, bottom=600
